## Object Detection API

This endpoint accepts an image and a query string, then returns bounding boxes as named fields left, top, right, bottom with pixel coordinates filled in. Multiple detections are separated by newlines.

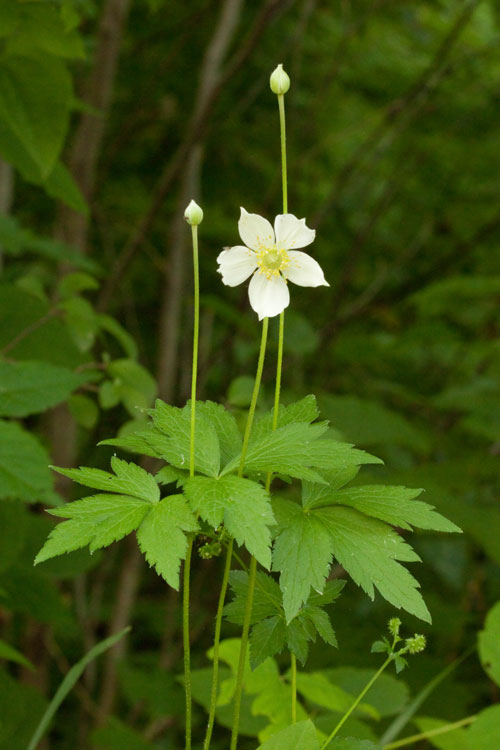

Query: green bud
left=184, top=199, right=203, bottom=226
left=270, top=64, right=290, bottom=95
left=388, top=618, right=401, bottom=637
left=199, top=543, right=212, bottom=559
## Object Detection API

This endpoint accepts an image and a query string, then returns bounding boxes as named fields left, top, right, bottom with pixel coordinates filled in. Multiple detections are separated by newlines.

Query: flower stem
left=320, top=657, right=393, bottom=749
left=291, top=653, right=297, bottom=723
left=182, top=539, right=193, bottom=750
left=238, top=317, right=269, bottom=474
left=203, top=538, right=234, bottom=750
left=383, top=715, right=476, bottom=749
left=183, top=222, right=200, bottom=750
left=190, top=223, right=200, bottom=478
left=229, top=319, right=269, bottom=750
left=230, top=555, right=257, bottom=750
left=278, top=93, right=288, bottom=213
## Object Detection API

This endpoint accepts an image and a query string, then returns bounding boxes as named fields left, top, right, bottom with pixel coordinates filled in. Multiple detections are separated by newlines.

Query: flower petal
left=284, top=251, right=330, bottom=287
left=248, top=272, right=290, bottom=320
left=238, top=208, right=275, bottom=251
left=274, top=214, right=315, bottom=250
left=217, top=246, right=258, bottom=287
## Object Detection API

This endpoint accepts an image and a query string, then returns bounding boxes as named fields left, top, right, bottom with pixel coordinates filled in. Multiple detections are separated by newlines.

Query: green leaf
left=286, top=618, right=311, bottom=665
left=307, top=579, right=346, bottom=607
left=478, top=601, right=500, bottom=687
left=303, top=605, right=337, bottom=646
left=184, top=475, right=275, bottom=568
left=108, top=359, right=157, bottom=414
left=249, top=616, right=287, bottom=669
left=256, top=720, right=320, bottom=749
left=26, top=628, right=130, bottom=750
left=91, top=718, right=155, bottom=750
left=53, top=457, right=160, bottom=503
left=0, top=55, right=71, bottom=176
left=312, top=485, right=461, bottom=532
left=0, top=283, right=85, bottom=367
left=302, top=467, right=360, bottom=508
left=35, top=495, right=151, bottom=563
left=295, top=672, right=366, bottom=715
left=273, top=498, right=431, bottom=623
left=272, top=499, right=333, bottom=622
left=61, top=296, right=98, bottom=351
left=151, top=400, right=220, bottom=477
left=0, top=638, right=33, bottom=670
left=329, top=740, right=382, bottom=750
left=136, top=495, right=198, bottom=589
left=197, top=400, right=242, bottom=466
left=466, top=706, right=500, bottom=749
left=0, top=420, right=55, bottom=503
left=224, top=570, right=282, bottom=625
left=324, top=667, right=409, bottom=718
left=97, top=314, right=138, bottom=359
left=155, top=465, right=188, bottom=487
left=223, top=423, right=381, bottom=482
left=251, top=395, right=320, bottom=442
left=0, top=360, right=87, bottom=417
left=5, top=3, right=86, bottom=60
left=317, top=506, right=431, bottom=622
left=68, top=394, right=99, bottom=429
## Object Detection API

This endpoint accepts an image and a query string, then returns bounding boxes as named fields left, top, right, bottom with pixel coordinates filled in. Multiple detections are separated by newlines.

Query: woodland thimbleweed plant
left=34, top=63, right=461, bottom=750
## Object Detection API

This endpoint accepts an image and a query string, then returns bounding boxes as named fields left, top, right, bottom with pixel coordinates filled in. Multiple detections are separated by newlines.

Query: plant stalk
left=229, top=318, right=269, bottom=750
left=383, top=715, right=476, bottom=749
left=320, top=657, right=392, bottom=749
left=183, top=222, right=200, bottom=750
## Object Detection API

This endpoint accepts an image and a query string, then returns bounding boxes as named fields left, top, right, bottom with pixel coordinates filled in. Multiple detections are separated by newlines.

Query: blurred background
left=1, top=0, right=500, bottom=748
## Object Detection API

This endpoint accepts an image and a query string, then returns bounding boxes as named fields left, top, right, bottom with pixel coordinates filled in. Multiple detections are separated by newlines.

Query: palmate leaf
left=249, top=616, right=288, bottom=669
left=35, top=494, right=151, bottom=562
left=52, top=457, right=160, bottom=504
left=272, top=499, right=333, bottom=623
left=184, top=475, right=275, bottom=568
left=150, top=400, right=220, bottom=477
left=136, top=495, right=199, bottom=589
left=222, top=422, right=380, bottom=482
left=225, top=571, right=342, bottom=668
left=250, top=395, right=320, bottom=442
left=272, top=497, right=431, bottom=623
left=307, top=484, right=461, bottom=532
left=196, top=400, right=242, bottom=466
left=224, top=570, right=282, bottom=625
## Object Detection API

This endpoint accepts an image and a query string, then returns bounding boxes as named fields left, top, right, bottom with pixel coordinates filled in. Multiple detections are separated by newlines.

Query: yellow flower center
left=256, top=246, right=290, bottom=279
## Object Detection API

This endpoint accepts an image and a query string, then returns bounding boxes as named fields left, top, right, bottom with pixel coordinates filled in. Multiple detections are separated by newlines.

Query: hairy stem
left=203, top=538, right=234, bottom=750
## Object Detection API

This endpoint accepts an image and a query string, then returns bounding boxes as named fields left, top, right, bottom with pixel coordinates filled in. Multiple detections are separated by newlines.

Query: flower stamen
left=256, top=246, right=290, bottom=279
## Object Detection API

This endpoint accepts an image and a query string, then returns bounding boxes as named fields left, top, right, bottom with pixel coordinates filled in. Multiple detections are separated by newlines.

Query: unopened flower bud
left=184, top=199, right=203, bottom=226
left=388, top=617, right=401, bottom=637
left=270, top=64, right=290, bottom=95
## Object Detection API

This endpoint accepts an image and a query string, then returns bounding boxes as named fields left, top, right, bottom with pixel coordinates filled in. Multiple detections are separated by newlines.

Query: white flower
left=217, top=208, right=329, bottom=320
